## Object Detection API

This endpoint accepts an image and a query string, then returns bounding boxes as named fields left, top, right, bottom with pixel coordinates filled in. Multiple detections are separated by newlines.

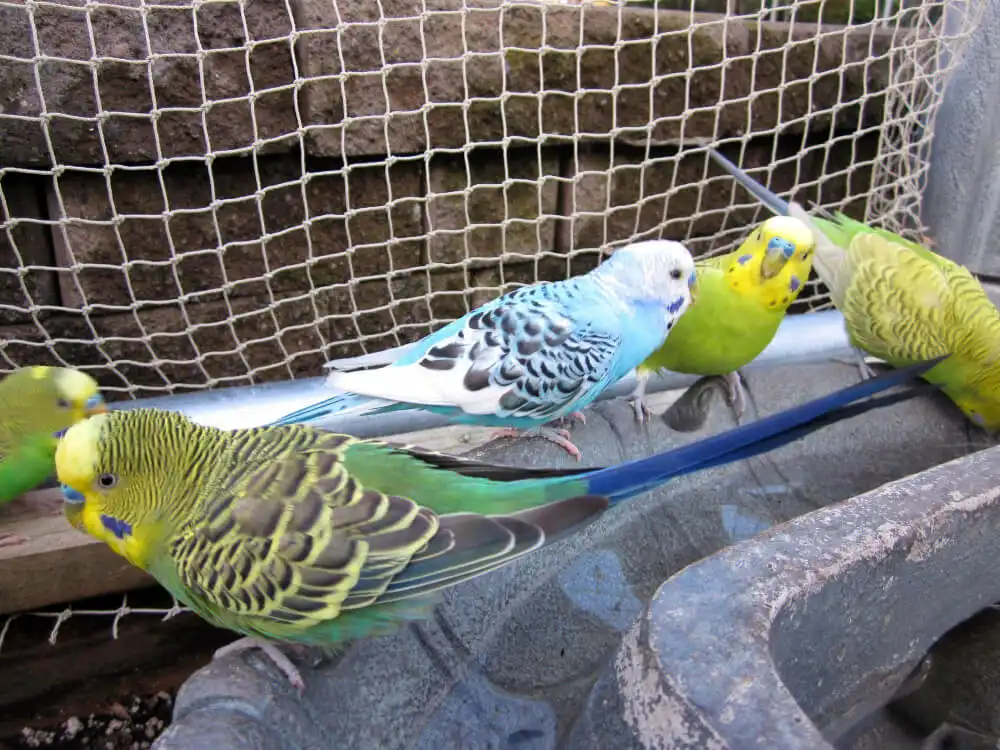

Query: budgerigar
left=269, top=240, right=699, bottom=461
left=56, top=359, right=938, bottom=692
left=709, top=147, right=1000, bottom=431
left=0, top=366, right=106, bottom=547
left=630, top=216, right=815, bottom=423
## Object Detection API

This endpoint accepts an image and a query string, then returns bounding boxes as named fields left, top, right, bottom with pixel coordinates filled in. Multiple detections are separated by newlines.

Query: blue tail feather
left=709, top=149, right=791, bottom=216
left=584, top=358, right=944, bottom=504
left=268, top=392, right=384, bottom=426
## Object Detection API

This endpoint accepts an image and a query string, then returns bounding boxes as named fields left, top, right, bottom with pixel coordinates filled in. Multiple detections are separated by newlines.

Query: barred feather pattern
left=83, top=410, right=600, bottom=643
left=841, top=233, right=1000, bottom=427
left=158, top=428, right=436, bottom=636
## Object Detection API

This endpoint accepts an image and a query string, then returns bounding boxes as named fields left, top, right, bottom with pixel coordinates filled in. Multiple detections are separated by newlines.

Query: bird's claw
left=628, top=370, right=652, bottom=425
left=722, top=372, right=746, bottom=423
left=213, top=637, right=306, bottom=696
left=835, top=349, right=877, bottom=381
left=629, top=396, right=653, bottom=424
left=489, top=426, right=582, bottom=461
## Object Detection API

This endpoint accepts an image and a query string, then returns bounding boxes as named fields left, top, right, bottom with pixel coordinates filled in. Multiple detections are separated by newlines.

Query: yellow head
left=49, top=367, right=108, bottom=426
left=724, top=216, right=816, bottom=313
left=0, top=366, right=106, bottom=437
left=55, top=409, right=208, bottom=569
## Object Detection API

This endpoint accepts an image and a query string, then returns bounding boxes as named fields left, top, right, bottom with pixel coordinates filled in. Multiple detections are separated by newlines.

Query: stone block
left=466, top=251, right=604, bottom=307
left=0, top=291, right=331, bottom=398
left=0, top=174, right=60, bottom=323
left=323, top=269, right=472, bottom=358
left=295, top=3, right=892, bottom=157
left=426, top=148, right=560, bottom=266
left=563, top=133, right=879, bottom=252
left=48, top=155, right=424, bottom=308
left=0, top=0, right=299, bottom=166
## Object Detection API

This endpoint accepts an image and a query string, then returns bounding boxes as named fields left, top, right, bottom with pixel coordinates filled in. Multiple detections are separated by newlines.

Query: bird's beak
left=688, top=271, right=699, bottom=304
left=761, top=238, right=796, bottom=279
left=85, top=394, right=107, bottom=416
left=64, top=504, right=84, bottom=530
left=60, top=484, right=87, bottom=530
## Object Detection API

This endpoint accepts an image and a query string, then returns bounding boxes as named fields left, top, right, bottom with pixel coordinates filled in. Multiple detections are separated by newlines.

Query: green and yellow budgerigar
left=709, top=148, right=1000, bottom=431
left=630, top=216, right=815, bottom=423
left=55, top=359, right=937, bottom=692
left=0, top=366, right=106, bottom=540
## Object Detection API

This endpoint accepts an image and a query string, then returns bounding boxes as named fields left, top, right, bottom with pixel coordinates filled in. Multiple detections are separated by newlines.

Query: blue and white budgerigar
left=271, top=240, right=699, bottom=460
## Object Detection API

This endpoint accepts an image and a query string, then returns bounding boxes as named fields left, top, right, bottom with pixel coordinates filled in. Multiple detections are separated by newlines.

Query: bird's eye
left=56, top=398, right=70, bottom=409
left=97, top=473, right=118, bottom=490
left=670, top=269, right=682, bottom=280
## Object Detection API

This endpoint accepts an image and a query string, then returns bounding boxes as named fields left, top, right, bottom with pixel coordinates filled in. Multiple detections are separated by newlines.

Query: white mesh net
left=0, top=0, right=986, bottom=649
left=0, top=0, right=981, bottom=402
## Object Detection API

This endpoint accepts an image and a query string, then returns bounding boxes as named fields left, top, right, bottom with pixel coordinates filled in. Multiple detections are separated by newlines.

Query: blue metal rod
left=112, top=310, right=855, bottom=438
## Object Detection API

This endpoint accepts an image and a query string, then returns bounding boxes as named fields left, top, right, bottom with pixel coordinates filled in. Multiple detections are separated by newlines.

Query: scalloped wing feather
left=165, top=428, right=610, bottom=645
left=324, top=280, right=625, bottom=422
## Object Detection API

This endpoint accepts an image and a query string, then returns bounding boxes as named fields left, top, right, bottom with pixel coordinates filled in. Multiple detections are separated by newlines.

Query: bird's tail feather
left=267, top=392, right=394, bottom=427
left=708, top=149, right=790, bottom=216
left=321, top=342, right=419, bottom=373
left=583, top=357, right=944, bottom=504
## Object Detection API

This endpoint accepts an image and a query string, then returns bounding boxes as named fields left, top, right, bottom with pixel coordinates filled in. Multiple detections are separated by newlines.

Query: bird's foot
left=0, top=534, right=27, bottom=549
left=552, top=411, right=587, bottom=428
left=489, top=426, right=583, bottom=462
left=834, top=349, right=877, bottom=381
left=629, top=396, right=653, bottom=425
left=213, top=637, right=305, bottom=695
left=535, top=427, right=583, bottom=461
left=854, top=350, right=879, bottom=381
left=722, top=371, right=747, bottom=423
left=629, top=370, right=653, bottom=424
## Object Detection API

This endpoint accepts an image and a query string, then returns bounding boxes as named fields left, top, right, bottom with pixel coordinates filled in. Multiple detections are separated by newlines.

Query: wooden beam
left=0, top=489, right=153, bottom=616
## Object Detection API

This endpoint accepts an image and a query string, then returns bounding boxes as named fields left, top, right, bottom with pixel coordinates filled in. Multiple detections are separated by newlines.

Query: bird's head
left=18, top=366, right=107, bottom=438
left=596, top=239, right=698, bottom=320
left=757, top=216, right=815, bottom=280
left=56, top=410, right=193, bottom=569
left=725, top=216, right=816, bottom=312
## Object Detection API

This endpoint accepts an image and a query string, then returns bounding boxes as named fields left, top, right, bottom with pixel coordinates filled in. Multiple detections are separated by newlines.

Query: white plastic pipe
left=111, top=310, right=855, bottom=438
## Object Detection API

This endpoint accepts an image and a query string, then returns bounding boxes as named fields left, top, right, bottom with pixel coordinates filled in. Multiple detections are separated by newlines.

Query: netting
left=0, top=0, right=987, bottom=652
left=0, top=0, right=981, bottom=403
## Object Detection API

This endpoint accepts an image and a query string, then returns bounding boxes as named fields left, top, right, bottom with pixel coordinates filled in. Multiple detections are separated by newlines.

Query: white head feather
left=591, top=239, right=697, bottom=317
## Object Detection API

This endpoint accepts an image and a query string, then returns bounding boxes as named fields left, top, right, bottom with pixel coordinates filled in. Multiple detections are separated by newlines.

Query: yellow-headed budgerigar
left=57, top=358, right=938, bottom=692
left=0, top=366, right=106, bottom=546
left=630, top=216, right=815, bottom=422
left=269, top=240, right=699, bottom=461
left=708, top=147, right=1000, bottom=431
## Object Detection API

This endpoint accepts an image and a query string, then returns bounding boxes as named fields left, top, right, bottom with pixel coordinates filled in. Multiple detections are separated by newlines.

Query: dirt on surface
left=1, top=691, right=174, bottom=750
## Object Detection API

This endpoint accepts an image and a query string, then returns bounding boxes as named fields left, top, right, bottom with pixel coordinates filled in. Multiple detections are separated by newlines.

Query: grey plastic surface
left=153, top=363, right=989, bottom=750
left=570, top=427, right=1000, bottom=749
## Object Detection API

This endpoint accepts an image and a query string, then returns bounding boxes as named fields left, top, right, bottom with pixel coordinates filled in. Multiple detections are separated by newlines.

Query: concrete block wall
left=0, top=1, right=894, bottom=397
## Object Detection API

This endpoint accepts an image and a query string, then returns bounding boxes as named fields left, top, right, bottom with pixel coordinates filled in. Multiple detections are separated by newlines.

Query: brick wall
left=0, top=0, right=892, bottom=397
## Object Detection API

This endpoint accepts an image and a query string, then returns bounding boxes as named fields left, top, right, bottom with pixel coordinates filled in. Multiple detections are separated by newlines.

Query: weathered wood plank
left=0, top=490, right=153, bottom=616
